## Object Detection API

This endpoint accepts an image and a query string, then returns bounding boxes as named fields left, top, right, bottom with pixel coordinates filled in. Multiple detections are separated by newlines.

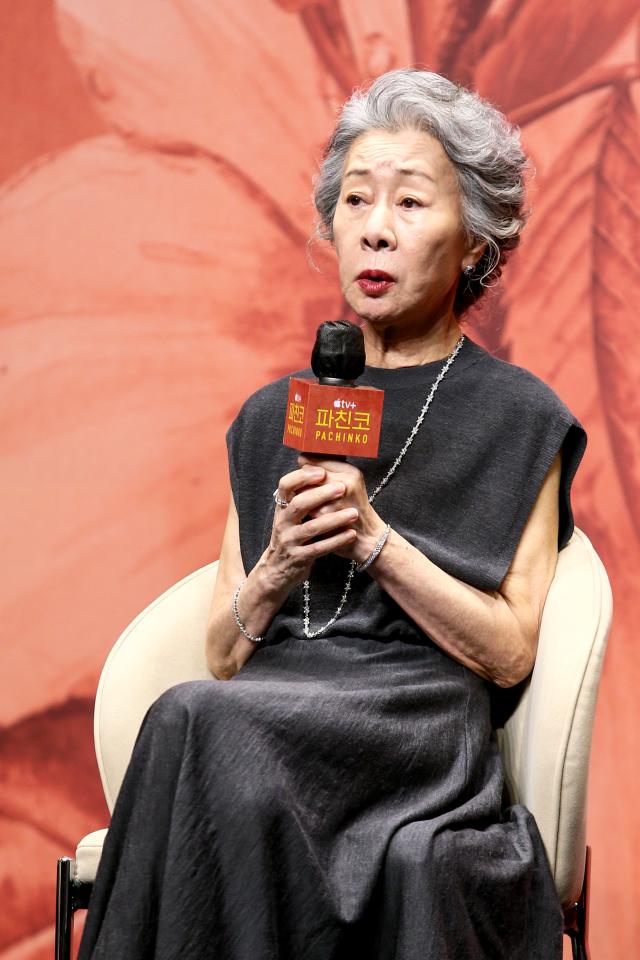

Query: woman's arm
left=206, top=466, right=360, bottom=680
left=300, top=450, right=563, bottom=689
left=205, top=495, right=287, bottom=680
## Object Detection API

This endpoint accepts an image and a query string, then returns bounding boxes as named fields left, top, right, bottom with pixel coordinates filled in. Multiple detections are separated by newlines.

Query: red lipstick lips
left=357, top=269, right=395, bottom=281
left=356, top=269, right=396, bottom=295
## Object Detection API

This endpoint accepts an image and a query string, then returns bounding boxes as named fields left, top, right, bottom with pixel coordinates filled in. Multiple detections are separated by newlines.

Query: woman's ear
left=467, top=239, right=488, bottom=265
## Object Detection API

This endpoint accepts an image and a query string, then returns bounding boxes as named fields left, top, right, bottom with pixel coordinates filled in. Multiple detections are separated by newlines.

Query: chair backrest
left=94, top=561, right=219, bottom=811
left=495, top=527, right=612, bottom=906
left=94, top=526, right=612, bottom=909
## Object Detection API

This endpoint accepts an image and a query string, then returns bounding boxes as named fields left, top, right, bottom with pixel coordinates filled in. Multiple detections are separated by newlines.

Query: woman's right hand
left=264, top=464, right=359, bottom=591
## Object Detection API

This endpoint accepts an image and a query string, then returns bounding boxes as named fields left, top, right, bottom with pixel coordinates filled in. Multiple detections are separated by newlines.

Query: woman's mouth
left=356, top=270, right=396, bottom=296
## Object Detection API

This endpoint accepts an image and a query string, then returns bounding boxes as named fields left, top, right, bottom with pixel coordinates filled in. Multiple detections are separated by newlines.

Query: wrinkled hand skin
left=297, top=455, right=386, bottom=562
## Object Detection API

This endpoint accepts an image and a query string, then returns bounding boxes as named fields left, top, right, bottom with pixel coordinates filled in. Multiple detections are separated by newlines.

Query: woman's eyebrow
left=344, top=167, right=435, bottom=183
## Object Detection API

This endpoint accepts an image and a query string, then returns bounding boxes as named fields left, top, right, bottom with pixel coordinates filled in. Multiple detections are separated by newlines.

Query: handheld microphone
left=282, top=320, right=384, bottom=460
left=311, top=319, right=365, bottom=386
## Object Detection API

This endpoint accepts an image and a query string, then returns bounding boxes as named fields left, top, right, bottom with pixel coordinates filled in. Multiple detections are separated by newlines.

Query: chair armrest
left=74, top=828, right=108, bottom=884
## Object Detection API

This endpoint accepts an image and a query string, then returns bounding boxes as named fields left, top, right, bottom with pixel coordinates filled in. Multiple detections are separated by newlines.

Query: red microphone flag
left=283, top=376, right=384, bottom=458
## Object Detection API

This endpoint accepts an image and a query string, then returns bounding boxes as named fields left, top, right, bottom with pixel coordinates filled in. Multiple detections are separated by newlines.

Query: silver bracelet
left=231, top=580, right=264, bottom=644
left=355, top=523, right=391, bottom=573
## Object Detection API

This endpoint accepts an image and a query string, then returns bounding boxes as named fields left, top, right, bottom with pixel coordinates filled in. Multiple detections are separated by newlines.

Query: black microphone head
left=311, top=321, right=366, bottom=384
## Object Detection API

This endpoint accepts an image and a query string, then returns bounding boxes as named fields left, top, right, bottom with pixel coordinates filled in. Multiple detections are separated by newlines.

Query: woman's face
left=332, top=128, right=479, bottom=329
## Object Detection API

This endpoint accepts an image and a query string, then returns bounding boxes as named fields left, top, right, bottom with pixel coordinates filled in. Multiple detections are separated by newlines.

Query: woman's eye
left=343, top=195, right=420, bottom=208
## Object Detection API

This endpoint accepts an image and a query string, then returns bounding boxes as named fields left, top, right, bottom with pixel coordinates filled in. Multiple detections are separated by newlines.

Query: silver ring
left=273, top=489, right=289, bottom=508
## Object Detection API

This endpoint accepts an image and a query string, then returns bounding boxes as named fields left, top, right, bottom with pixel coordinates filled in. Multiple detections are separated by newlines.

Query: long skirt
left=77, top=634, right=564, bottom=959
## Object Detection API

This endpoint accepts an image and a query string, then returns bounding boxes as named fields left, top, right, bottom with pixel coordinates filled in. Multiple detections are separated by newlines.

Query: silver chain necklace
left=301, top=333, right=466, bottom=638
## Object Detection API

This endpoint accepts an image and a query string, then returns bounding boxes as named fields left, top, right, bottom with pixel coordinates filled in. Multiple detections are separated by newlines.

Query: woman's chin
left=350, top=295, right=401, bottom=325
left=353, top=311, right=391, bottom=329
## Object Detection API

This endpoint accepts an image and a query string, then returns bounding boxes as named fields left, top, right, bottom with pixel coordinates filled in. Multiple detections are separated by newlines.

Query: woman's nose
left=360, top=204, right=397, bottom=251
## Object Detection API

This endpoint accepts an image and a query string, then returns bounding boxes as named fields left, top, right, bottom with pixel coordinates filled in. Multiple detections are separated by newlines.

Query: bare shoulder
left=498, top=449, right=562, bottom=636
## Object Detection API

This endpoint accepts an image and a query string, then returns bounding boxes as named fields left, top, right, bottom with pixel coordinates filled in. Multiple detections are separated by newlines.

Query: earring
left=463, top=264, right=474, bottom=276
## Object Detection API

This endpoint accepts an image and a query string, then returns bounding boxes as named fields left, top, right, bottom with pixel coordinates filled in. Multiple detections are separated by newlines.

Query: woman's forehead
left=343, top=129, right=456, bottom=189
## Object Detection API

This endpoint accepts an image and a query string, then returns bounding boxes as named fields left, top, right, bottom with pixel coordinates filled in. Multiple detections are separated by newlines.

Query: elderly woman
left=78, top=69, right=586, bottom=960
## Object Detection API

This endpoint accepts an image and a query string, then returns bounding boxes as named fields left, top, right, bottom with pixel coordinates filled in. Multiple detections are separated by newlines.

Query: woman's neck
left=361, top=317, right=463, bottom=369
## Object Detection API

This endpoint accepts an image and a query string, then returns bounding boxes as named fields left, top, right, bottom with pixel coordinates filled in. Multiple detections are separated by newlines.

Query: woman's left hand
left=297, top=454, right=387, bottom=564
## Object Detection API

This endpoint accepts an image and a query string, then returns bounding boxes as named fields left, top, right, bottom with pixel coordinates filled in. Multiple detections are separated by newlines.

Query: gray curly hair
left=311, top=67, right=532, bottom=318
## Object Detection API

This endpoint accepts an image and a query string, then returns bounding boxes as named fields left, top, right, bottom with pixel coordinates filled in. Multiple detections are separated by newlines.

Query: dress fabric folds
left=78, top=335, right=587, bottom=960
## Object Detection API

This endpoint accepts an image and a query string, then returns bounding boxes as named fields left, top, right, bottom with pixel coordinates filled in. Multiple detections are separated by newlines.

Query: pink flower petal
left=467, top=0, right=637, bottom=112
left=0, top=136, right=341, bottom=724
left=54, top=0, right=343, bottom=233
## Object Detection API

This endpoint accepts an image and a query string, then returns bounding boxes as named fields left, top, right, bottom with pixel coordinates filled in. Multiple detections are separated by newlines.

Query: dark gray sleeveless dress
left=78, top=334, right=587, bottom=960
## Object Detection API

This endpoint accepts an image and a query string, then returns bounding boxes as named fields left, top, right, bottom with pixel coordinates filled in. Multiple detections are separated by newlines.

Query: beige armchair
left=55, top=526, right=612, bottom=960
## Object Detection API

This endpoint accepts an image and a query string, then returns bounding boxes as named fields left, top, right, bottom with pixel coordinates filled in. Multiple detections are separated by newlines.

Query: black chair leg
left=564, top=846, right=591, bottom=960
left=56, top=858, right=74, bottom=960
left=56, top=856, right=92, bottom=960
left=566, top=928, right=589, bottom=960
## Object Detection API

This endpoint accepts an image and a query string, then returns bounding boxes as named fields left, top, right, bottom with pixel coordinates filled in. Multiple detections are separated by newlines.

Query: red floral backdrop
left=1, top=1, right=638, bottom=957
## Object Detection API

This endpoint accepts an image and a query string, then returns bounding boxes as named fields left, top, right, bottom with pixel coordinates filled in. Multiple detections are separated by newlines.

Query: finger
left=298, top=453, right=355, bottom=477
left=287, top=481, right=347, bottom=521
left=306, top=504, right=337, bottom=519
left=277, top=465, right=327, bottom=502
left=297, top=454, right=319, bottom=467
left=295, top=507, right=359, bottom=543
left=301, top=526, right=357, bottom=558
